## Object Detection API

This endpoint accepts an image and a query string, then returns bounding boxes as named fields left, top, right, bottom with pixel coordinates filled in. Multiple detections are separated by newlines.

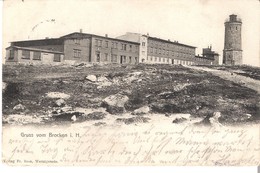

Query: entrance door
left=96, top=52, right=100, bottom=62
left=120, top=56, right=123, bottom=64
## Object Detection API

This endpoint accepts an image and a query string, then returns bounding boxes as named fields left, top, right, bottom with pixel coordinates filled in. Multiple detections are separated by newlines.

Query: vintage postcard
left=1, top=0, right=260, bottom=167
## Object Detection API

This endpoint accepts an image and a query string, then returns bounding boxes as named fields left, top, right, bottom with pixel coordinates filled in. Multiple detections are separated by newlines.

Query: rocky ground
left=2, top=63, right=260, bottom=126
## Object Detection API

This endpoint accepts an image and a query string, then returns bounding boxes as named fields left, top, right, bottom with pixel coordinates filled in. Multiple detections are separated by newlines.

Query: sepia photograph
left=1, top=0, right=260, bottom=169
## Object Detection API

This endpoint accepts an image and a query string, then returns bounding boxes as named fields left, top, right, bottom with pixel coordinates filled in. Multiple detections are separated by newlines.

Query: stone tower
left=223, top=14, right=242, bottom=65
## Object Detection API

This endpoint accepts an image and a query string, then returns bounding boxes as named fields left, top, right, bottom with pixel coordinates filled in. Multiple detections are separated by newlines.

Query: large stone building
left=117, top=32, right=197, bottom=65
left=223, top=14, right=243, bottom=65
left=5, top=31, right=219, bottom=66
left=6, top=32, right=139, bottom=65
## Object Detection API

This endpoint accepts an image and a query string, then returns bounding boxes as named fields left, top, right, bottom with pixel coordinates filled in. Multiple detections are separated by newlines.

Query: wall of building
left=5, top=48, right=64, bottom=65
left=144, top=38, right=195, bottom=65
left=224, top=22, right=242, bottom=51
left=63, top=38, right=91, bottom=63
left=90, top=36, right=139, bottom=64
left=223, top=50, right=242, bottom=65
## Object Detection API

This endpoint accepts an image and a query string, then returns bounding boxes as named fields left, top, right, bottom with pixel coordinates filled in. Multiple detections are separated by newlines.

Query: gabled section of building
left=6, top=31, right=140, bottom=65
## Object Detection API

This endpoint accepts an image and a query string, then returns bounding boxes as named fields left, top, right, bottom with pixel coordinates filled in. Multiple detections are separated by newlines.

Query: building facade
left=6, top=32, right=139, bottom=65
left=117, top=32, right=197, bottom=65
left=6, top=46, right=64, bottom=65
left=6, top=31, right=219, bottom=66
left=223, top=14, right=243, bottom=65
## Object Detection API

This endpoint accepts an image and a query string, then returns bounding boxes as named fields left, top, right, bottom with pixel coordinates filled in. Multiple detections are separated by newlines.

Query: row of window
left=96, top=52, right=137, bottom=63
left=148, top=48, right=194, bottom=58
left=146, top=56, right=195, bottom=65
left=95, top=39, right=138, bottom=52
left=20, top=50, right=61, bottom=62
left=146, top=56, right=170, bottom=63
left=149, top=46, right=194, bottom=54
left=148, top=41, right=194, bottom=52
left=196, top=57, right=212, bottom=62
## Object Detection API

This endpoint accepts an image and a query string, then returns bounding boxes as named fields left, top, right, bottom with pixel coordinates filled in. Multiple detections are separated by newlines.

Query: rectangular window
left=73, top=49, right=81, bottom=58
left=22, top=50, right=30, bottom=59
left=33, top=51, right=41, bottom=60
left=155, top=48, right=158, bottom=54
left=9, top=49, right=14, bottom=59
left=159, top=48, right=161, bottom=54
left=74, top=39, right=80, bottom=45
left=159, top=57, right=161, bottom=62
left=98, top=40, right=102, bottom=47
left=104, top=53, right=108, bottom=61
left=129, top=45, right=132, bottom=52
left=150, top=47, right=153, bottom=53
left=155, top=57, right=157, bottom=61
left=142, top=42, right=146, bottom=46
left=166, top=50, right=169, bottom=55
left=105, top=41, right=108, bottom=48
left=53, top=54, right=61, bottom=62
left=129, top=56, right=132, bottom=63
left=95, top=39, right=98, bottom=46
left=111, top=54, right=117, bottom=63
left=135, top=45, right=138, bottom=52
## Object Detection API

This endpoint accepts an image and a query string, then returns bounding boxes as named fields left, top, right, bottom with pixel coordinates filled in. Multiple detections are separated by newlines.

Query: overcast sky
left=2, top=0, right=260, bottom=66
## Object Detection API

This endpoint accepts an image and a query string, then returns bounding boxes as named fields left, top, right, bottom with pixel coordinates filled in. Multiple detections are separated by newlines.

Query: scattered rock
left=86, top=112, right=106, bottom=120
left=97, top=76, right=109, bottom=82
left=13, top=104, right=26, bottom=111
left=209, top=112, right=222, bottom=127
left=102, top=93, right=129, bottom=114
left=60, top=106, right=73, bottom=112
left=151, top=102, right=180, bottom=113
left=94, top=122, right=106, bottom=126
left=46, top=92, right=70, bottom=99
left=116, top=117, right=150, bottom=125
left=172, top=114, right=191, bottom=124
left=74, top=63, right=85, bottom=67
left=71, top=115, right=77, bottom=121
left=55, top=99, right=66, bottom=107
left=172, top=117, right=187, bottom=123
left=53, top=112, right=85, bottom=121
left=132, top=106, right=150, bottom=115
left=85, top=75, right=97, bottom=82
left=3, top=114, right=43, bottom=125
left=173, top=83, right=189, bottom=92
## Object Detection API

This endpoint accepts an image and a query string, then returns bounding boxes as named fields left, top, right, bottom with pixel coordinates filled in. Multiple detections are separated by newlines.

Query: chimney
left=147, top=33, right=149, bottom=36
left=80, top=29, right=83, bottom=33
left=45, top=37, right=49, bottom=39
left=105, top=34, right=108, bottom=37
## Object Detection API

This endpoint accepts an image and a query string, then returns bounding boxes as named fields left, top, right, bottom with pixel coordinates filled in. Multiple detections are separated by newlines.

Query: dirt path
left=187, top=66, right=260, bottom=94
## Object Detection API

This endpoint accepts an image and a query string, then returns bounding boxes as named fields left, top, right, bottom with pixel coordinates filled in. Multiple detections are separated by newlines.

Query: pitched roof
left=60, top=32, right=140, bottom=45
left=148, top=36, right=196, bottom=48
left=6, top=46, right=64, bottom=54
